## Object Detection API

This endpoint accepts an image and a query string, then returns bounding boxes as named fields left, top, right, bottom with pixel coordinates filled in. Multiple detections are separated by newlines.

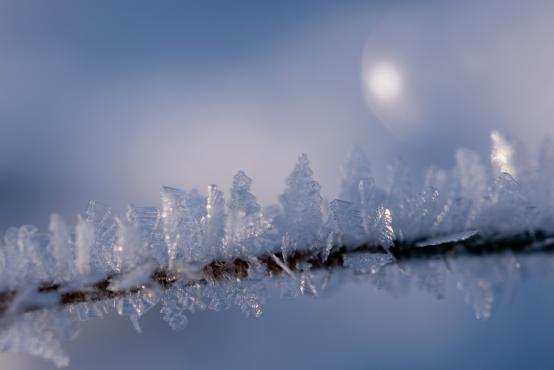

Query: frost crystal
left=370, top=206, right=395, bottom=251
left=225, top=171, right=268, bottom=257
left=127, top=205, right=166, bottom=266
left=490, top=130, right=532, bottom=183
left=327, top=199, right=366, bottom=246
left=0, top=310, right=76, bottom=367
left=161, top=288, right=189, bottom=331
left=75, top=215, right=94, bottom=276
left=339, top=146, right=372, bottom=205
left=203, top=185, right=225, bottom=259
left=49, top=214, right=76, bottom=282
left=476, top=173, right=534, bottom=235
left=491, top=130, right=517, bottom=177
left=160, top=186, right=204, bottom=265
left=455, top=148, right=488, bottom=202
left=85, top=201, right=117, bottom=273
left=2, top=130, right=554, bottom=366
left=278, top=154, right=323, bottom=249
left=416, top=230, right=479, bottom=247
left=343, top=252, right=393, bottom=274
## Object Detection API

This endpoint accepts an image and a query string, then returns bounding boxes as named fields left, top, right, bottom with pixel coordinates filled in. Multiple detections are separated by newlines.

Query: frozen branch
left=2, top=130, right=554, bottom=366
left=1, top=229, right=552, bottom=319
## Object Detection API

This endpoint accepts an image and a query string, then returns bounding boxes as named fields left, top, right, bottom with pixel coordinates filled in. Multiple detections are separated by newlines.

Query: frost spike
left=279, top=154, right=323, bottom=248
left=327, top=199, right=366, bottom=246
left=225, top=171, right=267, bottom=257
left=455, top=148, right=488, bottom=203
left=75, top=215, right=94, bottom=276
left=49, top=214, right=75, bottom=281
left=339, top=146, right=372, bottom=205
left=203, top=184, right=225, bottom=260
left=160, top=186, right=204, bottom=265
left=85, top=201, right=117, bottom=273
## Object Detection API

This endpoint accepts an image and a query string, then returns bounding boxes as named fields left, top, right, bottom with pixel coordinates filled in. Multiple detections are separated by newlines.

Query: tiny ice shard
left=369, top=206, right=395, bottom=251
left=0, top=310, right=76, bottom=368
left=327, top=199, right=367, bottom=247
left=203, top=184, right=225, bottom=259
left=75, top=214, right=95, bottom=276
left=339, top=146, right=372, bottom=206
left=491, top=131, right=516, bottom=177
left=455, top=148, right=488, bottom=203
left=160, top=288, right=189, bottom=331
left=343, top=252, right=393, bottom=274
left=85, top=201, right=117, bottom=274
left=415, top=230, right=479, bottom=247
left=127, top=205, right=166, bottom=266
left=476, top=173, right=533, bottom=235
left=49, top=214, right=76, bottom=282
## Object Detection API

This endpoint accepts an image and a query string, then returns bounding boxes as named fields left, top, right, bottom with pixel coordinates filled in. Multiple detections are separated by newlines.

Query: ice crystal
left=2, top=130, right=554, bottom=365
left=327, top=199, right=366, bottom=246
left=160, top=186, right=204, bottom=265
left=85, top=201, right=117, bottom=274
left=49, top=214, right=76, bottom=282
left=339, top=146, right=372, bottom=205
left=203, top=185, right=225, bottom=259
left=225, top=171, right=268, bottom=257
left=0, top=310, right=77, bottom=367
left=343, top=252, right=393, bottom=274
left=491, top=130, right=517, bottom=177
left=369, top=206, right=395, bottom=251
left=75, top=215, right=94, bottom=276
left=416, top=230, right=479, bottom=247
left=278, top=154, right=323, bottom=249
left=455, top=148, right=488, bottom=203
left=161, top=288, right=189, bottom=331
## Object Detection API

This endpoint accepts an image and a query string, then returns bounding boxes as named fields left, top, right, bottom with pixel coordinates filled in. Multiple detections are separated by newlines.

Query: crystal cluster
left=1, top=131, right=554, bottom=366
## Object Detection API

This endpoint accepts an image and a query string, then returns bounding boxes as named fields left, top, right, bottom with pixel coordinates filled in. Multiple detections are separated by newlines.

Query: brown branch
left=1, top=230, right=553, bottom=318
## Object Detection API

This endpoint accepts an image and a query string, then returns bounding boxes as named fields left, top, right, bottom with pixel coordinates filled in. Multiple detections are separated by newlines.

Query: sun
left=366, top=62, right=403, bottom=102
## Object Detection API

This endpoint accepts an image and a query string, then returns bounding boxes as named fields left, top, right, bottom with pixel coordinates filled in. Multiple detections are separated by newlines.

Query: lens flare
left=366, top=63, right=403, bottom=102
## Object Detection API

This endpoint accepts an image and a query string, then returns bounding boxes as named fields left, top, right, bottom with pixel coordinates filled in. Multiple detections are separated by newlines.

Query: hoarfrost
left=2, top=131, right=554, bottom=365
left=339, top=146, right=372, bottom=205
left=0, top=310, right=76, bottom=367
left=225, top=171, right=268, bottom=257
left=416, top=230, right=479, bottom=247
left=278, top=154, right=323, bottom=249
left=327, top=199, right=366, bottom=246
left=203, top=185, right=225, bottom=259
left=343, top=252, right=393, bottom=274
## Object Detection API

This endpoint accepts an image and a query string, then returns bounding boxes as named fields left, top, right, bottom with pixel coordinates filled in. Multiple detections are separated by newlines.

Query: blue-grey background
left=1, top=1, right=554, bottom=369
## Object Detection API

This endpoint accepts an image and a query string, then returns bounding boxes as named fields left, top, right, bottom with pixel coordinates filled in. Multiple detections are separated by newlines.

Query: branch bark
left=1, top=230, right=552, bottom=318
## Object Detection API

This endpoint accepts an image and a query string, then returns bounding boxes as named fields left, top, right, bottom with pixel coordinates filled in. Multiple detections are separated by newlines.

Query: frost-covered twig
left=0, top=229, right=552, bottom=318
left=2, top=130, right=554, bottom=366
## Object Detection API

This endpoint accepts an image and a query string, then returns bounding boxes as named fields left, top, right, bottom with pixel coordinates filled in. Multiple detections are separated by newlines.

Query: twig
left=1, top=230, right=552, bottom=318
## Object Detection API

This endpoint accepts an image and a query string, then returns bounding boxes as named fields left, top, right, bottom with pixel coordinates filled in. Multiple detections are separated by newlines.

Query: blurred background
left=2, top=0, right=554, bottom=369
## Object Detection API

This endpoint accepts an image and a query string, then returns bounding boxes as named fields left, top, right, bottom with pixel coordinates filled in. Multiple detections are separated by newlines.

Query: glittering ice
left=278, top=154, right=323, bottom=249
left=343, top=252, right=393, bottom=274
left=1, top=131, right=554, bottom=365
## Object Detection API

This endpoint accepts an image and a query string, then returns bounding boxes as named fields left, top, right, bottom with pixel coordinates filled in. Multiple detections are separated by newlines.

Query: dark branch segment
left=2, top=231, right=553, bottom=318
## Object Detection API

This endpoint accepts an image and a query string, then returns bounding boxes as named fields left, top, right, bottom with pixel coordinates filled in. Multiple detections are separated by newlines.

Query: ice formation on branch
left=277, top=154, right=323, bottom=249
left=1, top=131, right=554, bottom=366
